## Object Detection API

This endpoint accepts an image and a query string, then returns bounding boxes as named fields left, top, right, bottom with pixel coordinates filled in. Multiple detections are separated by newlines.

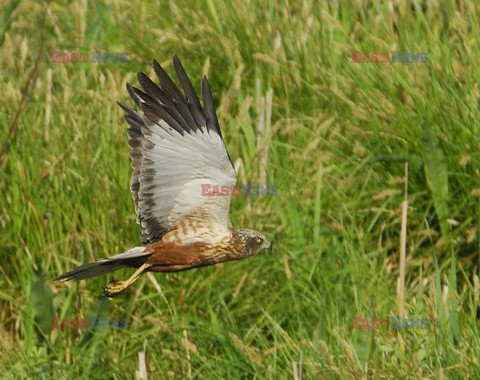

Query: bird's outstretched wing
left=118, top=56, right=237, bottom=244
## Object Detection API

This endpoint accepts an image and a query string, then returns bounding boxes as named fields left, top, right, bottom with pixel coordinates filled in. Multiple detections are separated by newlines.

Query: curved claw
left=102, top=280, right=128, bottom=298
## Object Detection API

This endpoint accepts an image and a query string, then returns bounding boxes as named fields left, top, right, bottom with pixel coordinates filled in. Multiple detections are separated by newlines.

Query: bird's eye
left=255, top=237, right=262, bottom=244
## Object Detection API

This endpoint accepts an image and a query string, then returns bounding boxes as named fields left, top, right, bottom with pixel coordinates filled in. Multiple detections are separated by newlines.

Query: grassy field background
left=1, top=0, right=479, bottom=378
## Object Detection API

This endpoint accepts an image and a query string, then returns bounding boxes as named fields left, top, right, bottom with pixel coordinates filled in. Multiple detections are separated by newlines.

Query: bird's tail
left=54, top=247, right=151, bottom=281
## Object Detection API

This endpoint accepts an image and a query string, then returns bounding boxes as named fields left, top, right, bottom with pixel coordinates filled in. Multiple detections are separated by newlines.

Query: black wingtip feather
left=130, top=83, right=158, bottom=104
left=201, top=76, right=222, bottom=136
left=152, top=59, right=184, bottom=101
left=138, top=72, right=176, bottom=108
left=137, top=71, right=193, bottom=132
left=172, top=56, right=207, bottom=127
left=140, top=102, right=185, bottom=135
left=117, top=101, right=143, bottom=123
left=124, top=115, right=144, bottom=136
left=126, top=83, right=145, bottom=107
left=122, top=56, right=229, bottom=143
left=137, top=72, right=165, bottom=105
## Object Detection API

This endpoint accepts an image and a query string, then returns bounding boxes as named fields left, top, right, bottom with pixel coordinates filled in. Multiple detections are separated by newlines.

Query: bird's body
left=146, top=229, right=244, bottom=272
left=55, top=56, right=271, bottom=296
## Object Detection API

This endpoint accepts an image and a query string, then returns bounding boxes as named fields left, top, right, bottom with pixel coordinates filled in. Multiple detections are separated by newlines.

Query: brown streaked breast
left=144, top=239, right=243, bottom=273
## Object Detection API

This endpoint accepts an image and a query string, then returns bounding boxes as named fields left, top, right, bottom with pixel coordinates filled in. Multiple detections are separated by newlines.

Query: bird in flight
left=55, top=56, right=272, bottom=297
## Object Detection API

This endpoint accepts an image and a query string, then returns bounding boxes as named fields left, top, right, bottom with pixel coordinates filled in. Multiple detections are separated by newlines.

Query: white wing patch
left=140, top=119, right=236, bottom=241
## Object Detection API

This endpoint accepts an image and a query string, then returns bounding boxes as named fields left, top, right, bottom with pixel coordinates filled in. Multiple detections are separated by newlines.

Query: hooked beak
left=266, top=242, right=273, bottom=251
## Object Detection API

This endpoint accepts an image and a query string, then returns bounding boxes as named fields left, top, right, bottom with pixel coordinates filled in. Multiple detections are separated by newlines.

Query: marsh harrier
left=55, top=56, right=272, bottom=297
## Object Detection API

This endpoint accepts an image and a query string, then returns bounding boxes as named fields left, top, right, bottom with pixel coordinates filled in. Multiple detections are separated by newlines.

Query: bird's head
left=234, top=228, right=272, bottom=257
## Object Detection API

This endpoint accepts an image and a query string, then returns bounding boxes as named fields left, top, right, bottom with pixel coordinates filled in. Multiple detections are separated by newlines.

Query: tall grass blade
left=32, top=267, right=54, bottom=344
left=423, top=124, right=449, bottom=240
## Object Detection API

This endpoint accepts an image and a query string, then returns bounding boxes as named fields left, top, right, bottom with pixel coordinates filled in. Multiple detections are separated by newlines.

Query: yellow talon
left=102, top=280, right=128, bottom=298
left=101, top=263, right=150, bottom=298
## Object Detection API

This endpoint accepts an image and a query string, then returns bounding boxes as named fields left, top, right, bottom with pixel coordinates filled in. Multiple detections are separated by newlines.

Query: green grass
left=1, top=0, right=479, bottom=378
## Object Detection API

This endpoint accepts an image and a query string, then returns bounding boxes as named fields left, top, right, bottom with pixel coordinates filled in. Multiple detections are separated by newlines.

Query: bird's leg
left=102, top=263, right=150, bottom=298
